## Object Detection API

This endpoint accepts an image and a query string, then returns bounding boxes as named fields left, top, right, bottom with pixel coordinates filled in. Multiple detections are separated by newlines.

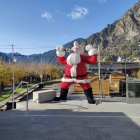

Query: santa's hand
left=56, top=45, right=65, bottom=57
left=85, top=44, right=98, bottom=56
left=85, top=44, right=93, bottom=51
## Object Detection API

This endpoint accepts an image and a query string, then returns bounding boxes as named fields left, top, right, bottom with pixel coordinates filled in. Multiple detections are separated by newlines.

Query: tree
left=132, top=50, right=139, bottom=57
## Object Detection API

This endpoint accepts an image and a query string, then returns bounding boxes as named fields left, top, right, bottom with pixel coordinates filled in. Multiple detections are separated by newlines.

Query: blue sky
left=0, top=0, right=138, bottom=55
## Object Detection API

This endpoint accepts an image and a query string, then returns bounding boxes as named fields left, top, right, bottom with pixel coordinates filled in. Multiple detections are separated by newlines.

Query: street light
left=11, top=44, right=17, bottom=109
left=97, top=45, right=105, bottom=103
left=40, top=54, right=43, bottom=84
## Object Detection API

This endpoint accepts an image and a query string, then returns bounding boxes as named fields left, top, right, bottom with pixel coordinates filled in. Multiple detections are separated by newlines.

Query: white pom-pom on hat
left=71, top=41, right=84, bottom=54
left=71, top=41, right=79, bottom=53
left=73, top=41, right=79, bottom=47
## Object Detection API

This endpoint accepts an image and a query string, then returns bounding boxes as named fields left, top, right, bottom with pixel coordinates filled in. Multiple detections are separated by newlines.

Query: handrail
left=11, top=81, right=29, bottom=110
left=0, top=81, right=30, bottom=111
left=0, top=80, right=58, bottom=111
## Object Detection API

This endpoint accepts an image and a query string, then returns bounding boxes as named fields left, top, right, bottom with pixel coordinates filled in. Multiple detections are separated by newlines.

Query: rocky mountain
left=86, top=0, right=140, bottom=61
left=37, top=0, right=140, bottom=62
left=86, top=4, right=140, bottom=48
left=0, top=1, right=140, bottom=64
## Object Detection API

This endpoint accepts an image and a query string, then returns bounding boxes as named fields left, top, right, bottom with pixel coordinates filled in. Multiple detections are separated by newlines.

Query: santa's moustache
left=66, top=52, right=81, bottom=77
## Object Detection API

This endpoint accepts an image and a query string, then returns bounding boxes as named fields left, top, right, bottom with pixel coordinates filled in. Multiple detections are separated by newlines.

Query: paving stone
left=1, top=83, right=140, bottom=140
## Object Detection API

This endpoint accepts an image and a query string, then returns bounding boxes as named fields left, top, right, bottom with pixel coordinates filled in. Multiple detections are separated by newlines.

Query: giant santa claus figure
left=54, top=41, right=98, bottom=104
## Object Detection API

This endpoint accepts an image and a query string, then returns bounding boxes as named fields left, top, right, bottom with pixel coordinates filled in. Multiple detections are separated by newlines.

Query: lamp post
left=98, top=45, right=101, bottom=81
left=124, top=51, right=128, bottom=77
left=11, top=44, right=16, bottom=109
left=97, top=45, right=104, bottom=101
left=40, top=54, right=43, bottom=84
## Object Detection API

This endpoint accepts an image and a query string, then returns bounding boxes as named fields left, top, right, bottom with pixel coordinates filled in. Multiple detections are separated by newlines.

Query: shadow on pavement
left=0, top=109, right=140, bottom=140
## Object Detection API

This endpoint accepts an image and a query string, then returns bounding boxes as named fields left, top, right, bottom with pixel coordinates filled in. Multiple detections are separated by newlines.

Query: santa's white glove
left=56, top=45, right=65, bottom=57
left=85, top=44, right=98, bottom=56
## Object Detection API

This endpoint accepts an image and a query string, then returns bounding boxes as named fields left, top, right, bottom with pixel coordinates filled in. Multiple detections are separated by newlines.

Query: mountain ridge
left=0, top=1, right=140, bottom=63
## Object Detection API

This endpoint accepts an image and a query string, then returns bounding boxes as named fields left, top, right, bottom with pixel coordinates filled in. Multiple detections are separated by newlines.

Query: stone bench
left=33, top=90, right=56, bottom=103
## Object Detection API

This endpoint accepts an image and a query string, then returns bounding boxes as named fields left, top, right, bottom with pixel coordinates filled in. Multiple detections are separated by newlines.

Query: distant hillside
left=0, top=38, right=86, bottom=64
left=43, top=38, right=86, bottom=64
left=0, top=52, right=10, bottom=62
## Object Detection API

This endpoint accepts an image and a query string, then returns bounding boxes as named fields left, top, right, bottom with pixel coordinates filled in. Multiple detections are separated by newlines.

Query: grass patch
left=0, top=81, right=58, bottom=102
left=0, top=86, right=26, bottom=102
left=15, top=87, right=26, bottom=93
left=0, top=92, right=12, bottom=102
left=28, top=83, right=34, bottom=86
left=2, top=92, right=12, bottom=98
left=0, top=98, right=5, bottom=102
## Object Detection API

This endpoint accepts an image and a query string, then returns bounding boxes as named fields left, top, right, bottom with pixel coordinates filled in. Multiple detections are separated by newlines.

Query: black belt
left=65, top=74, right=87, bottom=78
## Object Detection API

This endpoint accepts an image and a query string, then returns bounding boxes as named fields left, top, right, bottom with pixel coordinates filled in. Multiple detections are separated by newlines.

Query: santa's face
left=71, top=46, right=84, bottom=54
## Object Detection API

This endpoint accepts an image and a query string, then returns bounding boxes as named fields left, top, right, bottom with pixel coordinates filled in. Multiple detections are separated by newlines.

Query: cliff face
left=86, top=1, right=140, bottom=48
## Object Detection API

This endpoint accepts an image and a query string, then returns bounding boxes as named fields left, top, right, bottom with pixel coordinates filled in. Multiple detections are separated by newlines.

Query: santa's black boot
left=84, top=88, right=96, bottom=104
left=54, top=88, right=68, bottom=101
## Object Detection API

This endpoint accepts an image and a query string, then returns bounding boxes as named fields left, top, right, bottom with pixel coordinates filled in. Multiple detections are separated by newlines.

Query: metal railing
left=0, top=81, right=29, bottom=111
left=125, top=75, right=140, bottom=103
left=12, top=81, right=29, bottom=111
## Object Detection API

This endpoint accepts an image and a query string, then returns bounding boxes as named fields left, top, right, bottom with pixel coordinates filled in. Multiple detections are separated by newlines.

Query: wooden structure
left=74, top=73, right=126, bottom=96
left=74, top=75, right=110, bottom=96
left=74, top=62, right=140, bottom=96
left=109, top=73, right=125, bottom=93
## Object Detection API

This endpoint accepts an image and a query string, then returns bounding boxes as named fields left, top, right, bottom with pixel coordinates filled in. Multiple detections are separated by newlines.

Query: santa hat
left=71, top=41, right=84, bottom=53
left=73, top=41, right=79, bottom=47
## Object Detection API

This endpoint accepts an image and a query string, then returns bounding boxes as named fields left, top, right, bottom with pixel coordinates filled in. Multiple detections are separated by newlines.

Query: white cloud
left=41, top=11, right=53, bottom=21
left=67, top=6, right=89, bottom=20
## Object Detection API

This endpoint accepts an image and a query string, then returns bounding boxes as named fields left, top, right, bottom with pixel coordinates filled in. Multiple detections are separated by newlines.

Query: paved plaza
left=0, top=83, right=140, bottom=140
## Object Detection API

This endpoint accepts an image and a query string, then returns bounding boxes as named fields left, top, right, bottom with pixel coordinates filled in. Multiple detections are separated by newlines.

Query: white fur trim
left=70, top=65, right=77, bottom=77
left=61, top=77, right=91, bottom=83
left=56, top=51, right=65, bottom=57
left=56, top=45, right=64, bottom=51
left=88, top=48, right=98, bottom=56
left=67, top=53, right=80, bottom=65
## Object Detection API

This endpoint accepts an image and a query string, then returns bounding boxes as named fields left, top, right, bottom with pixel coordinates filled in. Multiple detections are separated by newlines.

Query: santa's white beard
left=67, top=53, right=81, bottom=65
left=66, top=53, right=81, bottom=77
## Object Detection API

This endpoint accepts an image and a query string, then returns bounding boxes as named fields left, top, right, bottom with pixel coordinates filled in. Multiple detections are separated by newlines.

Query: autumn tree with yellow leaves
left=0, top=62, right=62, bottom=91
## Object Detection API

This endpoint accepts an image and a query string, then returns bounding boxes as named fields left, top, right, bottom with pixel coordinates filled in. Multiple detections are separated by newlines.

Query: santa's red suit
left=54, top=41, right=98, bottom=104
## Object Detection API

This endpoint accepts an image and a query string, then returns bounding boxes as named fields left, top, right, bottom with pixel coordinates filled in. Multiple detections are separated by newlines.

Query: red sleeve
left=81, top=54, right=97, bottom=64
left=57, top=56, right=67, bottom=65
